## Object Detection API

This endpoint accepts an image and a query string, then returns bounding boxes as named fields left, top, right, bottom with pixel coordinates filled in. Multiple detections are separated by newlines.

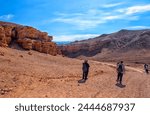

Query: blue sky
left=1, top=0, right=150, bottom=41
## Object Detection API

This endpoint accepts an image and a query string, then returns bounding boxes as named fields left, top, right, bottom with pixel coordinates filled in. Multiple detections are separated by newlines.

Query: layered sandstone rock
left=0, top=21, right=60, bottom=55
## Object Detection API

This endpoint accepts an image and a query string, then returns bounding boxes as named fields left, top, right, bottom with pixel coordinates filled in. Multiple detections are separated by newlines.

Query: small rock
left=28, top=52, right=32, bottom=55
left=19, top=55, right=23, bottom=58
left=0, top=90, right=5, bottom=95
left=1, top=80, right=4, bottom=82
left=9, top=88, right=13, bottom=91
left=0, top=52, right=4, bottom=56
left=101, top=70, right=104, bottom=73
left=3, top=88, right=9, bottom=92
left=12, top=77, right=18, bottom=82
left=39, top=78, right=42, bottom=82
left=8, top=59, right=11, bottom=62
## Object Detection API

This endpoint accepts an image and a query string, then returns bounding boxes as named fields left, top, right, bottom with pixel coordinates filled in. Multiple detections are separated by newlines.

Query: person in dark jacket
left=116, top=61, right=125, bottom=85
left=82, top=60, right=90, bottom=80
left=144, top=64, right=149, bottom=74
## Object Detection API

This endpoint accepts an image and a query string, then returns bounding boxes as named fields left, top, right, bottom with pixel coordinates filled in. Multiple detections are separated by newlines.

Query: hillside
left=60, top=29, right=150, bottom=63
left=0, top=47, right=150, bottom=98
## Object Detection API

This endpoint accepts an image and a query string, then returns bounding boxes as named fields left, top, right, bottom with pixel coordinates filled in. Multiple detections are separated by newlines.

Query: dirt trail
left=98, top=62, right=144, bottom=73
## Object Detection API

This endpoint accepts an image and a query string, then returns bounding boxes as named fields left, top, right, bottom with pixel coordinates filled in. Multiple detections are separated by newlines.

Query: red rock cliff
left=0, top=21, right=61, bottom=55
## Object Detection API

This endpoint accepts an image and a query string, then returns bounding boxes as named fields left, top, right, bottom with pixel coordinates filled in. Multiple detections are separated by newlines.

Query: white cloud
left=52, top=9, right=108, bottom=30
left=53, top=34, right=100, bottom=41
left=126, top=26, right=150, bottom=29
left=117, top=4, right=150, bottom=15
left=53, top=17, right=105, bottom=30
left=0, top=14, right=14, bottom=20
left=52, top=11, right=138, bottom=30
left=104, top=15, right=122, bottom=20
left=50, top=4, right=150, bottom=30
left=102, top=2, right=125, bottom=8
left=54, top=12, right=84, bottom=17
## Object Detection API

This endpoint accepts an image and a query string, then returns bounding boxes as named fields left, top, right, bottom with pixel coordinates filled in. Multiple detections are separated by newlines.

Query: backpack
left=117, top=64, right=123, bottom=73
left=144, top=64, right=148, bottom=70
left=82, top=63, right=89, bottom=72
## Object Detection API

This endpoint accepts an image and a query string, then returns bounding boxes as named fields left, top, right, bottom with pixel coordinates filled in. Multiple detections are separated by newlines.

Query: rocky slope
left=60, top=29, right=150, bottom=62
left=0, top=21, right=60, bottom=55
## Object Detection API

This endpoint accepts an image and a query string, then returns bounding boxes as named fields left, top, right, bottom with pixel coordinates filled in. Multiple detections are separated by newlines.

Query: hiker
left=82, top=60, right=90, bottom=80
left=144, top=64, right=149, bottom=74
left=116, top=62, right=120, bottom=69
left=116, top=61, right=125, bottom=85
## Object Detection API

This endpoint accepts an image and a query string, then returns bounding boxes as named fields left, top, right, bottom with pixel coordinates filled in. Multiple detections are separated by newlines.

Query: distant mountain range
left=55, top=41, right=71, bottom=45
left=59, top=29, right=150, bottom=63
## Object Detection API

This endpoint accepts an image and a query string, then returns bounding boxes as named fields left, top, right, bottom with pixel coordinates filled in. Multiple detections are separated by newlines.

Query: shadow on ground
left=115, top=83, right=126, bottom=88
left=78, top=79, right=86, bottom=83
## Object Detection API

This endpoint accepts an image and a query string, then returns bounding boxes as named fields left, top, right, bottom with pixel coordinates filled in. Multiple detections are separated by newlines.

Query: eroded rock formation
left=0, top=21, right=61, bottom=55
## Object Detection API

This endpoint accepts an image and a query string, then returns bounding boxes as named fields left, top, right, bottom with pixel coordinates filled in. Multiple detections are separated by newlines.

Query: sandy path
left=98, top=61, right=144, bottom=73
